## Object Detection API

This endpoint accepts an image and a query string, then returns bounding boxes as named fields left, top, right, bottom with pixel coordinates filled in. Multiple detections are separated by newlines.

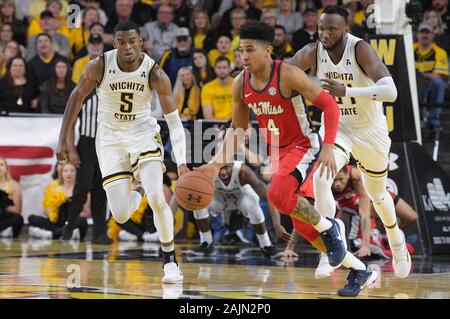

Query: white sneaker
left=162, top=283, right=183, bottom=299
left=391, top=233, right=411, bottom=278
left=29, top=227, right=53, bottom=240
left=315, top=253, right=337, bottom=279
left=118, top=230, right=138, bottom=242
left=71, top=228, right=80, bottom=241
left=335, top=218, right=348, bottom=251
left=0, top=226, right=13, bottom=238
left=162, top=262, right=184, bottom=284
left=142, top=231, right=159, bottom=242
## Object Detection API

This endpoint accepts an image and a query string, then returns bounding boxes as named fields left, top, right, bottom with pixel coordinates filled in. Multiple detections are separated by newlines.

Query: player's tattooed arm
left=56, top=57, right=103, bottom=163
left=291, top=196, right=321, bottom=225
left=286, top=42, right=318, bottom=73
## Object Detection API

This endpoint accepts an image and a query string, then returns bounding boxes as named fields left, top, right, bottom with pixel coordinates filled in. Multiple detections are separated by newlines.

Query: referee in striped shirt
left=62, top=90, right=112, bottom=244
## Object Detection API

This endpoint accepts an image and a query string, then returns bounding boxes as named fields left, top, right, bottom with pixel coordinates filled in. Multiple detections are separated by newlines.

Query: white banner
left=0, top=116, right=63, bottom=221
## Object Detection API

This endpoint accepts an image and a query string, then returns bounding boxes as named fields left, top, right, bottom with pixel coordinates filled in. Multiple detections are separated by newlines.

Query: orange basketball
left=175, top=170, right=215, bottom=211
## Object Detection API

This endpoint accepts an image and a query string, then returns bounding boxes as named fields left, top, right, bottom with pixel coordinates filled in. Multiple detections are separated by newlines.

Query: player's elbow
left=377, top=77, right=397, bottom=102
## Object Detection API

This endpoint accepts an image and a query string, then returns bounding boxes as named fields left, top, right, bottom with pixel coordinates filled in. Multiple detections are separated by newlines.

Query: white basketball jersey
left=216, top=161, right=243, bottom=201
left=96, top=49, right=157, bottom=130
left=316, top=33, right=386, bottom=127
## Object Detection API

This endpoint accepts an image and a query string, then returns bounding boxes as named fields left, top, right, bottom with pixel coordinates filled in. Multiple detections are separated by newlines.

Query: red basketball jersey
left=243, top=60, right=320, bottom=151
left=333, top=165, right=359, bottom=215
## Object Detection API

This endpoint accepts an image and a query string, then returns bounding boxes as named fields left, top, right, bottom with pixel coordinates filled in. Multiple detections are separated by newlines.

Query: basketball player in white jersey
left=56, top=21, right=187, bottom=284
left=191, top=161, right=283, bottom=259
left=289, top=6, right=411, bottom=279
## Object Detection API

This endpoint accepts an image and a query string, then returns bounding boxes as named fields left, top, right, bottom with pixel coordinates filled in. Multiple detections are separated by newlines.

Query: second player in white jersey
left=289, top=5, right=411, bottom=282
left=97, top=49, right=157, bottom=129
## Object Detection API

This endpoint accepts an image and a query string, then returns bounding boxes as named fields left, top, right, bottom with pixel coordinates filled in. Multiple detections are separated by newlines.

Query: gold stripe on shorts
left=131, top=149, right=162, bottom=172
left=102, top=171, right=133, bottom=187
left=333, top=143, right=351, bottom=160
left=356, top=160, right=388, bottom=177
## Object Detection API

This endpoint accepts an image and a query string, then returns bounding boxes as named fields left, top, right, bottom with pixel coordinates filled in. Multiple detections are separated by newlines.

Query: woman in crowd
left=190, top=8, right=212, bottom=50
left=28, top=162, right=88, bottom=240
left=0, top=157, right=24, bottom=238
left=0, top=40, right=20, bottom=77
left=0, top=0, right=28, bottom=46
left=0, top=56, right=38, bottom=113
left=40, top=59, right=75, bottom=114
left=192, top=49, right=215, bottom=87
left=423, top=9, right=450, bottom=55
left=173, top=66, right=201, bottom=120
left=277, top=0, right=303, bottom=40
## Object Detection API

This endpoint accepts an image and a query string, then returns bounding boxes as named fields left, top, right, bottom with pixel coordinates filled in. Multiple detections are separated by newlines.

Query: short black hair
left=240, top=22, right=275, bottom=44
left=322, top=5, right=349, bottom=23
left=113, top=21, right=140, bottom=36
left=36, top=32, right=52, bottom=42
left=215, top=56, right=230, bottom=66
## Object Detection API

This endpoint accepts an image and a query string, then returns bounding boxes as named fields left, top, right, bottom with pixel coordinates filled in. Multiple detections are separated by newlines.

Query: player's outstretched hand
left=56, top=142, right=80, bottom=168
left=177, top=164, right=190, bottom=178
left=317, top=144, right=337, bottom=180
left=354, top=246, right=371, bottom=258
left=282, top=249, right=299, bottom=262
left=320, top=79, right=346, bottom=97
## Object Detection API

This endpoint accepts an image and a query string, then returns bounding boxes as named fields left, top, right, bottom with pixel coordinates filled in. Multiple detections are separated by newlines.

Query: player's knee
left=248, top=208, right=265, bottom=224
left=147, top=193, right=167, bottom=214
left=313, top=168, right=332, bottom=189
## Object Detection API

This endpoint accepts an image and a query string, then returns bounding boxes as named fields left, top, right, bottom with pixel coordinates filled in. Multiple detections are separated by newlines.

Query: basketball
left=175, top=170, right=215, bottom=211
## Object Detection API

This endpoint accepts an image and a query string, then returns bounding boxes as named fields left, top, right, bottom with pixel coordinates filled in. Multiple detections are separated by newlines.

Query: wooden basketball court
left=1, top=238, right=449, bottom=299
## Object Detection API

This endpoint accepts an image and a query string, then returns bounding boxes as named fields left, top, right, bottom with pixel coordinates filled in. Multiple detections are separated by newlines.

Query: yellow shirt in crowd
left=208, top=49, right=235, bottom=67
left=201, top=78, right=233, bottom=120
left=72, top=55, right=90, bottom=83
left=413, top=42, right=449, bottom=77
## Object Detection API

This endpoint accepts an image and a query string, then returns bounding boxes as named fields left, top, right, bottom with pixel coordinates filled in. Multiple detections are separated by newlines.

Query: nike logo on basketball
left=245, top=93, right=253, bottom=98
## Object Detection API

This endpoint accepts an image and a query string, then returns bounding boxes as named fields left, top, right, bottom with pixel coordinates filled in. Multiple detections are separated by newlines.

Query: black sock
left=162, top=250, right=177, bottom=266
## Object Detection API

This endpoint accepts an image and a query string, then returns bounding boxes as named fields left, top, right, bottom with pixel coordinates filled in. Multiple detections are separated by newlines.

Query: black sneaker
left=338, top=263, right=378, bottom=297
left=260, top=246, right=284, bottom=259
left=190, top=242, right=215, bottom=256
left=92, top=234, right=113, bottom=245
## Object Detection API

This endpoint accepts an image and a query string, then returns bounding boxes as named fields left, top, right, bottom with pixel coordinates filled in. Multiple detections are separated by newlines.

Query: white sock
left=161, top=242, right=175, bottom=252
left=385, top=225, right=405, bottom=247
left=342, top=252, right=366, bottom=270
left=256, top=232, right=271, bottom=248
left=313, top=216, right=332, bottom=233
left=200, top=231, right=213, bottom=244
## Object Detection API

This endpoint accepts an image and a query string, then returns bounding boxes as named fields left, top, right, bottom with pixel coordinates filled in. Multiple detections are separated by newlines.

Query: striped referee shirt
left=78, top=90, right=98, bottom=138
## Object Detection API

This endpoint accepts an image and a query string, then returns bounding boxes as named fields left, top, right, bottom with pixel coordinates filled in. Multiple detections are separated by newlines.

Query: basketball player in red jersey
left=197, top=22, right=377, bottom=296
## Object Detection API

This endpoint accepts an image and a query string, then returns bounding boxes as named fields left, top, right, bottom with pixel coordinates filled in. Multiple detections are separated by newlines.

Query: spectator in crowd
left=432, top=0, right=450, bottom=31
left=160, top=27, right=193, bottom=85
left=0, top=157, right=23, bottom=238
left=272, top=24, right=294, bottom=60
left=26, top=10, right=69, bottom=61
left=0, top=0, right=27, bottom=46
left=318, top=0, right=338, bottom=14
left=190, top=8, right=212, bottom=50
left=0, top=40, right=21, bottom=77
left=231, top=49, right=244, bottom=77
left=414, top=22, right=449, bottom=136
left=292, top=8, right=318, bottom=52
left=27, top=33, right=69, bottom=92
left=201, top=56, right=233, bottom=120
left=104, top=0, right=134, bottom=45
left=27, top=0, right=68, bottom=22
left=72, top=33, right=103, bottom=84
left=28, top=0, right=69, bottom=39
left=424, top=9, right=450, bottom=55
left=0, top=56, right=38, bottom=113
left=170, top=0, right=192, bottom=28
left=80, top=0, right=108, bottom=26
left=344, top=3, right=367, bottom=40
left=39, top=58, right=75, bottom=114
left=230, top=8, right=247, bottom=51
left=68, top=7, right=100, bottom=61
left=28, top=162, right=88, bottom=240
left=221, top=0, right=262, bottom=31
left=142, top=4, right=179, bottom=61
left=73, top=22, right=113, bottom=61
left=173, top=66, right=201, bottom=120
left=192, top=48, right=215, bottom=87
left=277, top=0, right=303, bottom=40
left=208, top=34, right=235, bottom=69
left=260, top=8, right=277, bottom=26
